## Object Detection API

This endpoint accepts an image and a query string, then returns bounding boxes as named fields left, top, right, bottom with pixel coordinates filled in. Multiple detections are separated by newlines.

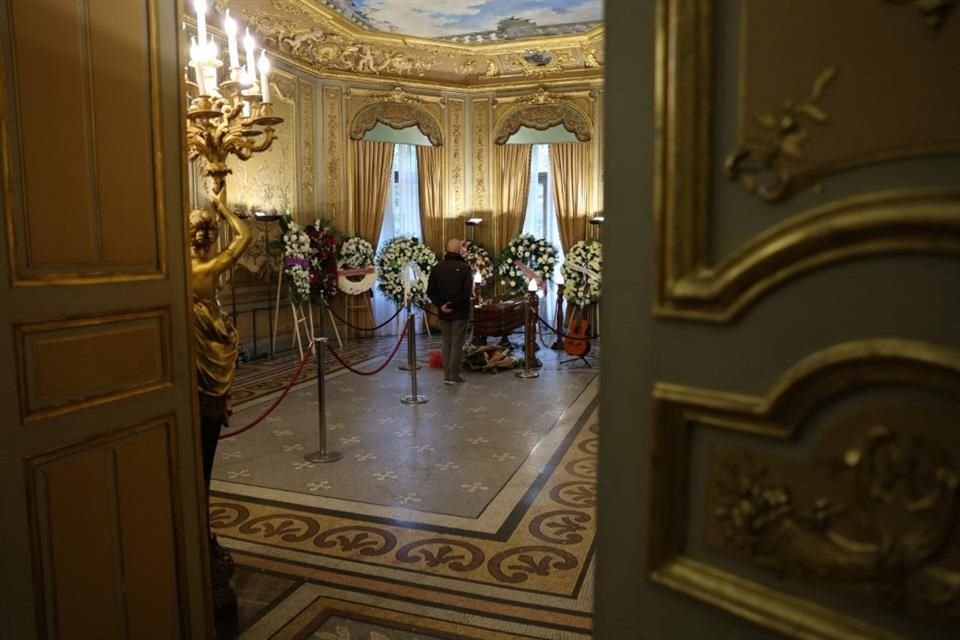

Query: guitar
left=563, top=310, right=591, bottom=357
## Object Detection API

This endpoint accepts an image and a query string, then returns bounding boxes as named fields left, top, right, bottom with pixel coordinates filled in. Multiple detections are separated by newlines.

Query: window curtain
left=416, top=145, right=445, bottom=255
left=370, top=144, right=422, bottom=336
left=349, top=140, right=395, bottom=334
left=549, top=142, right=591, bottom=251
left=522, top=145, right=566, bottom=329
left=494, top=144, right=532, bottom=254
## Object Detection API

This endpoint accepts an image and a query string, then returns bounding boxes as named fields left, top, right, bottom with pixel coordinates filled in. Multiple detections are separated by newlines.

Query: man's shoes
left=444, top=379, right=456, bottom=385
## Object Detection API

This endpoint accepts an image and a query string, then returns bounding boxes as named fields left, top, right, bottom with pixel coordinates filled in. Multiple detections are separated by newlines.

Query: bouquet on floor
left=461, top=240, right=494, bottom=287
left=497, top=233, right=558, bottom=294
left=305, top=219, right=339, bottom=303
left=376, top=236, right=438, bottom=308
left=561, top=239, right=602, bottom=306
left=337, top=236, right=377, bottom=296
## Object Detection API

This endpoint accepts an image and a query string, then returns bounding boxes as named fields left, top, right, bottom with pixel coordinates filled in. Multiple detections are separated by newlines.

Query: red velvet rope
left=219, top=344, right=314, bottom=440
left=324, top=322, right=409, bottom=376
left=323, top=302, right=403, bottom=332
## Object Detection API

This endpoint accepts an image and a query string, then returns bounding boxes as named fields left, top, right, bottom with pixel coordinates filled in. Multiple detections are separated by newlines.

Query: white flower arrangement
left=337, top=236, right=377, bottom=295
left=561, top=239, right=602, bottom=307
left=375, top=236, right=438, bottom=307
left=280, top=221, right=313, bottom=305
left=497, top=233, right=558, bottom=293
left=462, top=241, right=494, bottom=286
left=338, top=236, right=375, bottom=271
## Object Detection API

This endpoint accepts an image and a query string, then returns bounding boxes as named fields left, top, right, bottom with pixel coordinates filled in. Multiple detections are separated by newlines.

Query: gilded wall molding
left=299, top=79, right=316, bottom=213
left=472, top=98, right=490, bottom=212
left=657, top=189, right=960, bottom=322
left=448, top=99, right=466, bottom=217
left=725, top=67, right=837, bottom=202
left=883, top=0, right=957, bottom=30
left=322, top=85, right=344, bottom=225
left=650, top=339, right=960, bottom=639
left=655, top=0, right=960, bottom=323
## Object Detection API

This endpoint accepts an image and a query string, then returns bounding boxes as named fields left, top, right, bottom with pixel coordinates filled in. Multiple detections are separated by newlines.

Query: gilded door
left=599, top=1, right=960, bottom=638
left=0, top=0, right=208, bottom=637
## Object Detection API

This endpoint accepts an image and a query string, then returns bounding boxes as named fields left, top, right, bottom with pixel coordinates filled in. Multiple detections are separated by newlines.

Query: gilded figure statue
left=189, top=188, right=252, bottom=487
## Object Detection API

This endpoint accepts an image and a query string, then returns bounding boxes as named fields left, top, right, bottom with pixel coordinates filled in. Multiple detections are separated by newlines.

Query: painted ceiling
left=318, top=0, right=603, bottom=41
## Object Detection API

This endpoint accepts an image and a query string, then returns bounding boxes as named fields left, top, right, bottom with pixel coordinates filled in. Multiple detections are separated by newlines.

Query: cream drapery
left=494, top=143, right=532, bottom=254
left=549, top=142, right=592, bottom=251
left=416, top=145, right=445, bottom=255
left=348, top=140, right=395, bottom=333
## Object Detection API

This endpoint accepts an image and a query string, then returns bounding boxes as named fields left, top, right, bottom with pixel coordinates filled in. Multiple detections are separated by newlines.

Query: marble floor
left=213, top=332, right=599, bottom=639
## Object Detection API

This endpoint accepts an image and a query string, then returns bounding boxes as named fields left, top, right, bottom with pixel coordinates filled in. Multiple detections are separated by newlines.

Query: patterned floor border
left=211, top=397, right=598, bottom=598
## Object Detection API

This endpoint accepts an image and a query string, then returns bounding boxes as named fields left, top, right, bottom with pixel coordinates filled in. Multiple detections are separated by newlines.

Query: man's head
left=446, top=238, right=462, bottom=255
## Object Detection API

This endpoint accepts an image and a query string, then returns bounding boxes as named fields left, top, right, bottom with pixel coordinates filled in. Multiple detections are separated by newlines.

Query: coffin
left=471, top=299, right=525, bottom=339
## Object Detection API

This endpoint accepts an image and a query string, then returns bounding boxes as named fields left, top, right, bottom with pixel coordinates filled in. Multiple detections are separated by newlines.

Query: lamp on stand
left=465, top=217, right=483, bottom=244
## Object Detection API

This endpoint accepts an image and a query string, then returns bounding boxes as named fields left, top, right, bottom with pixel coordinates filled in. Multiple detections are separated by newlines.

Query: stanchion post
left=401, top=310, right=428, bottom=404
left=304, top=337, right=343, bottom=463
left=516, top=292, right=540, bottom=379
left=398, top=304, right=421, bottom=370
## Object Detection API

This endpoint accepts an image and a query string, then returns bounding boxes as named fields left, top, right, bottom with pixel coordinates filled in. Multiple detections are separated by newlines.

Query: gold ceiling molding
left=655, top=0, right=960, bottom=323
left=725, top=67, right=837, bottom=202
left=218, top=0, right=604, bottom=86
left=883, top=0, right=957, bottom=30
left=659, top=189, right=960, bottom=322
left=650, top=339, right=960, bottom=639
left=492, top=89, right=594, bottom=144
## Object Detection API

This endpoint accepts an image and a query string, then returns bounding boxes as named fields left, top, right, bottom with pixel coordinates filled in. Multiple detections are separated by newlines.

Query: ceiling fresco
left=218, top=0, right=605, bottom=86
left=318, top=0, right=603, bottom=41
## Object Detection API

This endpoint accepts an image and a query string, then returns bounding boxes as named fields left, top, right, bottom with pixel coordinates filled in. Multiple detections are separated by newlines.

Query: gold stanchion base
left=398, top=363, right=422, bottom=370
left=304, top=451, right=343, bottom=463
left=515, top=370, right=540, bottom=379
left=401, top=395, right=428, bottom=404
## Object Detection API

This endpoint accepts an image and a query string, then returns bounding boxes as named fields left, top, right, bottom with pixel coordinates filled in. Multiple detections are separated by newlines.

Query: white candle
left=206, top=38, right=219, bottom=94
left=258, top=50, right=271, bottom=102
left=194, top=0, right=207, bottom=53
left=189, top=36, right=204, bottom=93
left=224, top=10, right=239, bottom=69
left=244, top=29, right=256, bottom=86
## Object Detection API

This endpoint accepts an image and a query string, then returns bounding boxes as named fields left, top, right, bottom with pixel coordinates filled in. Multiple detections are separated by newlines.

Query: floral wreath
left=337, top=236, right=377, bottom=296
left=497, top=233, right=558, bottom=293
left=305, top=219, right=339, bottom=303
left=561, top=239, right=602, bottom=306
left=277, top=218, right=313, bottom=305
left=461, top=240, right=494, bottom=287
left=375, top=236, right=438, bottom=308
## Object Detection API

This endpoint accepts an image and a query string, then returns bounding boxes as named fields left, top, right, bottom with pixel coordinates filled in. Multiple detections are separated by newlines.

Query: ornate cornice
left=217, top=0, right=605, bottom=86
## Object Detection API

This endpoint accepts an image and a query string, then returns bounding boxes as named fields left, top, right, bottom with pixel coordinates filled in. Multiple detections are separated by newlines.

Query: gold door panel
left=649, top=340, right=960, bottom=639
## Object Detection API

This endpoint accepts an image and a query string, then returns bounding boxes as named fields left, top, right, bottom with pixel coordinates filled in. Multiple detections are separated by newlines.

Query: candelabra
left=185, top=1, right=283, bottom=192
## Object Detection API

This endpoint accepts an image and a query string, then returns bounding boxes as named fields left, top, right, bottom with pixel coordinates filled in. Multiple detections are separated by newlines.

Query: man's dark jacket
left=427, top=253, right=473, bottom=321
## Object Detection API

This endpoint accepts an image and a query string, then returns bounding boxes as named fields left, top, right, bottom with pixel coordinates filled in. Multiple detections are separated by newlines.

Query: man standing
left=427, top=238, right=474, bottom=384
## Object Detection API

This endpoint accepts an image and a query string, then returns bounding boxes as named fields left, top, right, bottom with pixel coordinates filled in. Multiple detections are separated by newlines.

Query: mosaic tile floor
left=213, top=333, right=599, bottom=639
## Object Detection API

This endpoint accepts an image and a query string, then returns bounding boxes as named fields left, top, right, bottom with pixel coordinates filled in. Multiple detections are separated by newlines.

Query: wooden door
left=0, top=0, right=209, bottom=637
left=599, top=1, right=960, bottom=638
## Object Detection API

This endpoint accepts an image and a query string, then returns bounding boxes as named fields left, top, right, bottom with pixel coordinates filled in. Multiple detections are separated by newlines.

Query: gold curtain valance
left=350, top=102, right=443, bottom=147
left=494, top=103, right=592, bottom=145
